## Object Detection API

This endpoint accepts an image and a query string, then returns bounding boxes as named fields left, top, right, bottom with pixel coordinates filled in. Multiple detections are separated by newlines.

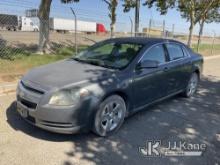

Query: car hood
left=22, top=59, right=115, bottom=90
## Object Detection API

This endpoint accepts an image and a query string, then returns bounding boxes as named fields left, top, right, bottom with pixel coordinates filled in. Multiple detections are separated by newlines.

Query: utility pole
left=135, top=0, right=140, bottom=37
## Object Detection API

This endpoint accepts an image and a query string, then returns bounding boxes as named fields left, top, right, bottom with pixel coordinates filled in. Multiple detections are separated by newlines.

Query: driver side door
left=132, top=44, right=170, bottom=109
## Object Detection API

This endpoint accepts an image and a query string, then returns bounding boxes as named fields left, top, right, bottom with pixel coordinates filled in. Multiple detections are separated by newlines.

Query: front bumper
left=16, top=80, right=98, bottom=134
left=16, top=101, right=88, bottom=134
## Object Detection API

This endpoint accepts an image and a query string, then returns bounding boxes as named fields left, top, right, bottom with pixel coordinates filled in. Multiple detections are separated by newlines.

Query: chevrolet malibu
left=16, top=38, right=203, bottom=136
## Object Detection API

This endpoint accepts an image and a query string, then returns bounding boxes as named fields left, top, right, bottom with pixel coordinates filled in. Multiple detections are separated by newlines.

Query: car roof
left=106, top=37, right=185, bottom=46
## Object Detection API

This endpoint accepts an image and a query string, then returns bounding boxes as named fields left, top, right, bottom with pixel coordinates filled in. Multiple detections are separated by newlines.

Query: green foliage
left=122, top=0, right=137, bottom=12
left=0, top=45, right=88, bottom=61
left=143, top=0, right=220, bottom=24
left=177, top=0, right=220, bottom=24
left=143, top=0, right=175, bottom=14
left=0, top=47, right=31, bottom=60
left=123, top=0, right=175, bottom=14
left=196, top=3, right=220, bottom=25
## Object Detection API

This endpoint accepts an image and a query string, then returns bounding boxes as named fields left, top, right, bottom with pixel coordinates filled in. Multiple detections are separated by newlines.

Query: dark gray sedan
left=16, top=38, right=203, bottom=136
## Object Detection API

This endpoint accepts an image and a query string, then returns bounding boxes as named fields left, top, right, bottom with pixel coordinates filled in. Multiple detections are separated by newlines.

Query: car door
left=132, top=44, right=170, bottom=109
left=164, top=43, right=192, bottom=93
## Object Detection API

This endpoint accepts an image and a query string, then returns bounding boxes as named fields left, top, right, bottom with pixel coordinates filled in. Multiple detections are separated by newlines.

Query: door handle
left=163, top=67, right=169, bottom=72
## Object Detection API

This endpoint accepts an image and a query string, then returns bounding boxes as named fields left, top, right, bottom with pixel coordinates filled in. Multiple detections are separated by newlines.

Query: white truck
left=49, top=18, right=97, bottom=33
left=0, top=14, right=39, bottom=31
left=19, top=16, right=39, bottom=32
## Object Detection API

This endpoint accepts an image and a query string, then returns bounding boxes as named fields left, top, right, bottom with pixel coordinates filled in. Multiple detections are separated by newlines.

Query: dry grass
left=192, top=44, right=220, bottom=56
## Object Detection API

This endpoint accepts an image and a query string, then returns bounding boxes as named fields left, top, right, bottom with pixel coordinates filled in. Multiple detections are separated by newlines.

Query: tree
left=38, top=0, right=79, bottom=54
left=145, top=0, right=220, bottom=47
left=103, top=0, right=118, bottom=38
left=177, top=0, right=220, bottom=47
left=196, top=7, right=220, bottom=52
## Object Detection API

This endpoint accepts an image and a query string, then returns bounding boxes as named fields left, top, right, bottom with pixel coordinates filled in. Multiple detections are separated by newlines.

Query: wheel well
left=194, top=69, right=200, bottom=79
left=102, top=91, right=130, bottom=112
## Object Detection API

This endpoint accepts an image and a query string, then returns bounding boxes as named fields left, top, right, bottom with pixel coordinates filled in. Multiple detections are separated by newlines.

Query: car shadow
left=6, top=75, right=220, bottom=164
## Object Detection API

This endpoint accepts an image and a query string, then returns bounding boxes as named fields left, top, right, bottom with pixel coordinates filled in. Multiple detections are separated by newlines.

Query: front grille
left=21, top=81, right=45, bottom=95
left=18, top=95, right=37, bottom=109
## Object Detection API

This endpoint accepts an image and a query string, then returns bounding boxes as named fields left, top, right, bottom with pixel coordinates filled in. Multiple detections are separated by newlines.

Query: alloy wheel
left=187, top=73, right=198, bottom=97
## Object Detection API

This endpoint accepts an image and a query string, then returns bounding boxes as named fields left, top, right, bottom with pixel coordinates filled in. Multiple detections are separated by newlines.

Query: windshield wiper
left=72, top=57, right=117, bottom=69
left=86, top=59, right=105, bottom=67
left=72, top=57, right=87, bottom=63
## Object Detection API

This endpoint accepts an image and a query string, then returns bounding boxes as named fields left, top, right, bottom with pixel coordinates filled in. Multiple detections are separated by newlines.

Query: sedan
left=16, top=37, right=203, bottom=136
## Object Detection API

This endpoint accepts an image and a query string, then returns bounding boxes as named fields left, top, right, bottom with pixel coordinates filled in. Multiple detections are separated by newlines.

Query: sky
left=0, top=0, right=219, bottom=36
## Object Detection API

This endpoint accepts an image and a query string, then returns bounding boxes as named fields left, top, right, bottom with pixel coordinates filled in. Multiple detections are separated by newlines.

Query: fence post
left=172, top=24, right=175, bottom=38
left=129, top=16, right=133, bottom=37
left=70, top=7, right=78, bottom=55
left=148, top=19, right=152, bottom=38
left=163, top=20, right=166, bottom=38
left=211, top=31, right=216, bottom=55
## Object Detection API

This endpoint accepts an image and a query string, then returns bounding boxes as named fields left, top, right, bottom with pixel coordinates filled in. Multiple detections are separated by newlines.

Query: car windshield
left=73, top=41, right=143, bottom=69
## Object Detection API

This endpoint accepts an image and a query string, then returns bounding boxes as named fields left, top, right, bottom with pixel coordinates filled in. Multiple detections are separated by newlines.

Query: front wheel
left=182, top=72, right=199, bottom=97
left=93, top=95, right=126, bottom=137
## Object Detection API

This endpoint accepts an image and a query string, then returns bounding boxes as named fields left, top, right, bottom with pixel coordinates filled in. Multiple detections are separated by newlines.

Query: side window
left=166, top=44, right=184, bottom=60
left=141, top=45, right=166, bottom=64
left=182, top=46, right=190, bottom=57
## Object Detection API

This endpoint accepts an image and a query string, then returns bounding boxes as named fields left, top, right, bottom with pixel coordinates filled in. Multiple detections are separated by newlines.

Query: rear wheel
left=93, top=95, right=126, bottom=137
left=182, top=72, right=199, bottom=97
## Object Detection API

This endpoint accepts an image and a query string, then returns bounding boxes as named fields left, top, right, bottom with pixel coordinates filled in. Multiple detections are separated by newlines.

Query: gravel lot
left=0, top=58, right=220, bottom=165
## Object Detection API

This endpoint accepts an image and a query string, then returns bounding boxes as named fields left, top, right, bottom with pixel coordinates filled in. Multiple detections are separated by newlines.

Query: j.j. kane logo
left=139, top=140, right=206, bottom=157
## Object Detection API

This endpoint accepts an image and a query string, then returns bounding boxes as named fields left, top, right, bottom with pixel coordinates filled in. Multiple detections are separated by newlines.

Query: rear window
left=166, top=44, right=184, bottom=61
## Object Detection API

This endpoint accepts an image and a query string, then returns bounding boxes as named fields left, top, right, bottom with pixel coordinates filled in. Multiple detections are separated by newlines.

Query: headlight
left=49, top=88, right=89, bottom=106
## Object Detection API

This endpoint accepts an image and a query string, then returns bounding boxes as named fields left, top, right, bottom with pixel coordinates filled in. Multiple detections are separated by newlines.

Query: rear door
left=164, top=43, right=192, bottom=93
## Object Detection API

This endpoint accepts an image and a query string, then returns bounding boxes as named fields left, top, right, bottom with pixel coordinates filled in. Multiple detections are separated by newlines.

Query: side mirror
left=137, top=60, right=159, bottom=69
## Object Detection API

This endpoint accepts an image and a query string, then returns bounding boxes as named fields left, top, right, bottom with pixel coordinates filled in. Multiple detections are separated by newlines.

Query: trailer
left=0, top=14, right=18, bottom=31
left=49, top=18, right=97, bottom=32
left=49, top=18, right=101, bottom=33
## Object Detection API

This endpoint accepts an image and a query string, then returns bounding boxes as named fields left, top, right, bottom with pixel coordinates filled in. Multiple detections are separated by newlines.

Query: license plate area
left=17, top=103, right=28, bottom=118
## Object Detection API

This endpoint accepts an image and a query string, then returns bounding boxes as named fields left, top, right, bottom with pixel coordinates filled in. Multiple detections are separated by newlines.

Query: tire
left=93, top=95, right=126, bottom=137
left=182, top=72, right=199, bottom=98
